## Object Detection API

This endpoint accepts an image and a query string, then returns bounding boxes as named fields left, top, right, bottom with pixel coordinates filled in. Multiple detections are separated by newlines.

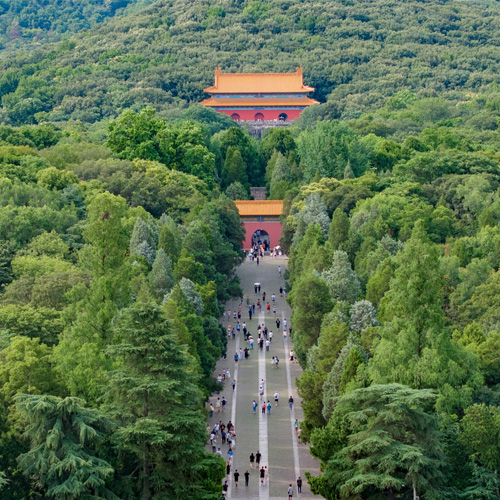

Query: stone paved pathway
left=207, top=256, right=320, bottom=499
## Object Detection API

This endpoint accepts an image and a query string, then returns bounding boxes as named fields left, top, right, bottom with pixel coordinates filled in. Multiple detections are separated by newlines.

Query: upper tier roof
left=234, top=200, right=284, bottom=216
left=204, top=67, right=314, bottom=94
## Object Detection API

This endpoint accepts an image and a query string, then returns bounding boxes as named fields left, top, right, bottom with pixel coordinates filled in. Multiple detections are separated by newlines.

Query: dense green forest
left=1, top=0, right=500, bottom=125
left=2, top=84, right=500, bottom=495
left=2, top=0, right=500, bottom=497
left=0, top=0, right=154, bottom=52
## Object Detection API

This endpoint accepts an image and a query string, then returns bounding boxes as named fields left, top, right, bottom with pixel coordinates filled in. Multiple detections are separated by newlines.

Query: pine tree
left=320, top=251, right=361, bottom=303
left=16, top=394, right=116, bottom=500
left=223, top=146, right=248, bottom=188
left=369, top=221, right=482, bottom=405
left=158, top=215, right=182, bottom=263
left=349, top=299, right=377, bottom=333
left=328, top=208, right=349, bottom=251
left=343, top=160, right=355, bottom=179
left=130, top=217, right=157, bottom=265
left=311, top=384, right=447, bottom=500
left=294, top=193, right=330, bottom=244
left=105, top=301, right=224, bottom=499
left=148, top=249, right=174, bottom=300
left=225, top=181, right=249, bottom=200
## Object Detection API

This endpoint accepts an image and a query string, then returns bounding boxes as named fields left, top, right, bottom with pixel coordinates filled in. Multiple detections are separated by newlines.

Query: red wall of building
left=242, top=221, right=283, bottom=249
left=217, top=109, right=303, bottom=121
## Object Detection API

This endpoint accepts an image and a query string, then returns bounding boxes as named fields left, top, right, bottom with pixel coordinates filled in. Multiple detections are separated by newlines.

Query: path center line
left=258, top=308, right=269, bottom=500
left=283, top=310, right=301, bottom=485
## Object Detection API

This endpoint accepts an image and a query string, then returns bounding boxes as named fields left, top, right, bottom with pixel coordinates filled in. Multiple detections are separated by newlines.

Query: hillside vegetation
left=0, top=0, right=155, bottom=52
left=1, top=0, right=500, bottom=125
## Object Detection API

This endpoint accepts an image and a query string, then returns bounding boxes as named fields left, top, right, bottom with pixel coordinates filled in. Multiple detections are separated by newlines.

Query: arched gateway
left=234, top=200, right=283, bottom=250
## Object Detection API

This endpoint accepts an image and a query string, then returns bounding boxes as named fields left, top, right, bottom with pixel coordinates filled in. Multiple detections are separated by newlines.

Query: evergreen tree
left=178, top=277, right=204, bottom=316
left=343, top=160, right=355, bottom=179
left=328, top=208, right=349, bottom=251
left=105, top=301, right=223, bottom=499
left=148, top=249, right=174, bottom=300
left=223, top=146, right=248, bottom=188
left=54, top=193, right=131, bottom=403
left=130, top=217, right=157, bottom=265
left=158, top=215, right=182, bottom=264
left=370, top=221, right=482, bottom=410
left=225, top=181, right=249, bottom=200
left=294, top=193, right=330, bottom=244
left=16, top=394, right=116, bottom=500
left=310, top=384, right=447, bottom=500
left=290, top=273, right=333, bottom=365
left=349, top=299, right=377, bottom=333
left=320, top=251, right=361, bottom=304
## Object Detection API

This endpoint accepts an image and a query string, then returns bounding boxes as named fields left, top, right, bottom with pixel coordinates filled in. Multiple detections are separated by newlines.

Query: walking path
left=207, top=256, right=320, bottom=499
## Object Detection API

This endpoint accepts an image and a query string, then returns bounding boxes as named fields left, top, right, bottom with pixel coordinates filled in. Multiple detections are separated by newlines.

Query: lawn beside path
left=207, top=255, right=320, bottom=500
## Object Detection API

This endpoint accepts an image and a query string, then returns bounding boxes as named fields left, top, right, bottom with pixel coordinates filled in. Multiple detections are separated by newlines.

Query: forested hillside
left=1, top=81, right=500, bottom=494
left=0, top=0, right=154, bottom=52
left=1, top=0, right=500, bottom=125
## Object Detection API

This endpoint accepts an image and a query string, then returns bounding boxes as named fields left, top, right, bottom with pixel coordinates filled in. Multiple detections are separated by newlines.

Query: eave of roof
left=200, top=97, right=319, bottom=107
left=234, top=200, right=284, bottom=216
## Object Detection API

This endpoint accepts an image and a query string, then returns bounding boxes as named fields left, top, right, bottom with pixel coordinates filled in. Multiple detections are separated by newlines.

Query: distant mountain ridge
left=0, top=0, right=500, bottom=126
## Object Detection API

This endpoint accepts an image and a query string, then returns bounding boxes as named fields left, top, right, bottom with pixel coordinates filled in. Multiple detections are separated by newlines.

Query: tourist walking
left=233, top=470, right=239, bottom=487
left=255, top=450, right=261, bottom=466
left=288, top=484, right=294, bottom=499
left=289, top=395, right=294, bottom=409
left=250, top=452, right=255, bottom=468
left=267, top=401, right=271, bottom=414
left=260, top=466, right=266, bottom=484
left=274, top=391, right=279, bottom=406
left=244, top=470, right=250, bottom=486
left=253, top=400, right=257, bottom=413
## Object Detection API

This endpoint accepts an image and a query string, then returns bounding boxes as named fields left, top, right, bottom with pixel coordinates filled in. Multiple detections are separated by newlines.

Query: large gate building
left=200, top=68, right=318, bottom=122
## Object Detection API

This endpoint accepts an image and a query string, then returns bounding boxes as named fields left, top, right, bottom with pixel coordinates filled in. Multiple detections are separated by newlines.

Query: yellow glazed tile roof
left=204, top=67, right=314, bottom=94
left=234, top=200, right=284, bottom=216
left=200, top=96, right=319, bottom=107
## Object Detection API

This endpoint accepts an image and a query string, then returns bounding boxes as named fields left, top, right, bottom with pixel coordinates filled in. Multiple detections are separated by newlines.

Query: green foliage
left=289, top=273, right=333, bottom=365
left=320, top=251, right=361, bottom=304
left=148, top=248, right=174, bottom=300
left=310, top=384, right=447, bottom=500
left=16, top=394, right=116, bottom=500
left=105, top=301, right=223, bottom=499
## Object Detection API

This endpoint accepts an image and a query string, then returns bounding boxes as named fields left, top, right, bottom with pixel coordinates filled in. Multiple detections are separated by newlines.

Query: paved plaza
left=207, top=256, right=320, bottom=499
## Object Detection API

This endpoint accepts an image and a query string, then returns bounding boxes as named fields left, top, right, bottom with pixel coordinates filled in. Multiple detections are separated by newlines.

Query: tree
left=294, top=193, right=330, bottom=244
left=310, top=384, right=447, bottom=500
left=0, top=336, right=63, bottom=403
left=320, top=251, right=361, bottom=304
left=225, top=181, right=248, bottom=200
left=16, top=394, right=116, bottom=500
left=349, top=299, right=377, bottom=333
left=328, top=208, right=349, bottom=251
left=343, top=161, right=355, bottom=179
left=130, top=216, right=158, bottom=265
left=290, top=273, right=333, bottom=365
left=54, top=193, right=131, bottom=403
left=148, top=249, right=174, bottom=300
left=370, top=221, right=482, bottom=411
left=104, top=301, right=224, bottom=499
left=460, top=404, right=500, bottom=473
left=222, top=146, right=248, bottom=188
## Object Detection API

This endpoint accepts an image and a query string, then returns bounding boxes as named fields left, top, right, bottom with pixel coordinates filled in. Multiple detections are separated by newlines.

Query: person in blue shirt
left=252, top=400, right=257, bottom=413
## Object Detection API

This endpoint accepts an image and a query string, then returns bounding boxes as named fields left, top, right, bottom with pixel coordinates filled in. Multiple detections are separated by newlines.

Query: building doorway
left=252, top=229, right=270, bottom=250
left=254, top=112, right=264, bottom=121
left=231, top=113, right=241, bottom=121
left=278, top=113, right=288, bottom=121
